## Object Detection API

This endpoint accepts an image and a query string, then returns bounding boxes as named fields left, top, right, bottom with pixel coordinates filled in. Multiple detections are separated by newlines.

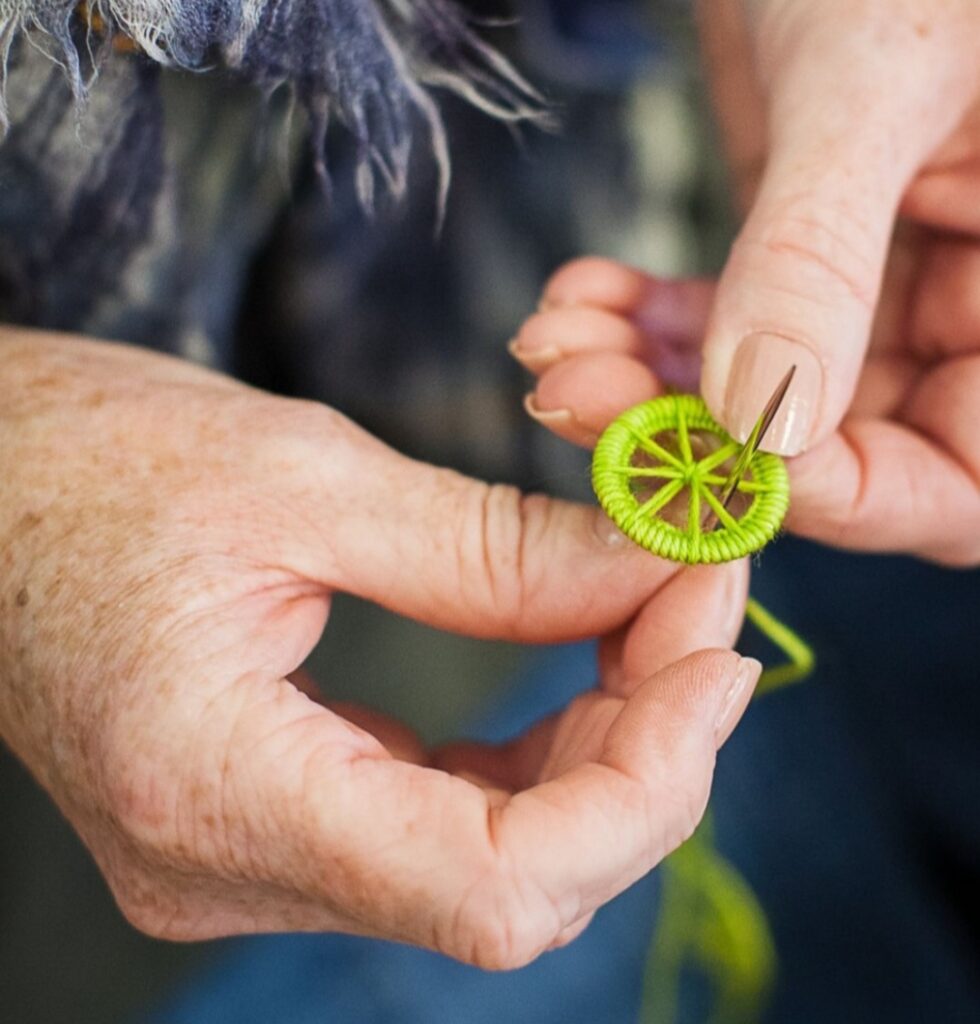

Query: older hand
left=511, top=0, right=980, bottom=565
left=0, top=329, right=754, bottom=968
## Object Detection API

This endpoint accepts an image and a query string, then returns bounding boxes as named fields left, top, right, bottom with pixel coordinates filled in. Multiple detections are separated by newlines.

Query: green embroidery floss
left=591, top=393, right=814, bottom=1024
left=640, top=609, right=816, bottom=1024
left=591, top=394, right=790, bottom=564
left=746, top=597, right=815, bottom=694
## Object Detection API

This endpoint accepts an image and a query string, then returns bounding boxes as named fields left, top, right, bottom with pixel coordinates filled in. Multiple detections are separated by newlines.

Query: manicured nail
left=508, top=338, right=562, bottom=373
left=524, top=392, right=574, bottom=427
left=724, top=334, right=822, bottom=455
left=714, top=657, right=762, bottom=746
left=524, top=393, right=599, bottom=446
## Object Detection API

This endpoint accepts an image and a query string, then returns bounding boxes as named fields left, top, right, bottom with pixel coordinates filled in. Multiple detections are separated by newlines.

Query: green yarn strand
left=642, top=818, right=778, bottom=1024
left=748, top=597, right=815, bottom=694
left=593, top=393, right=814, bottom=1024
left=637, top=592, right=813, bottom=1024
left=640, top=596, right=814, bottom=1024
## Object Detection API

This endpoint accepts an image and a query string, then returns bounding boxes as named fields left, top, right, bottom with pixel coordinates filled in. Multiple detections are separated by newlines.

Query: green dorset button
left=591, top=394, right=790, bottom=565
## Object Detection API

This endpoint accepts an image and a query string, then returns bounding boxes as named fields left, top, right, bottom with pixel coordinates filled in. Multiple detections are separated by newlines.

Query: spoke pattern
left=608, top=426, right=777, bottom=540
left=592, top=394, right=790, bottom=565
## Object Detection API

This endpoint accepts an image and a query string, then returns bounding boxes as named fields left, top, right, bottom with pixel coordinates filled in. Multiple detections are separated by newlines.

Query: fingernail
left=724, top=334, right=822, bottom=455
left=524, top=393, right=599, bottom=446
left=714, top=657, right=762, bottom=746
left=524, top=392, right=574, bottom=427
left=508, top=338, right=562, bottom=373
left=594, top=509, right=629, bottom=547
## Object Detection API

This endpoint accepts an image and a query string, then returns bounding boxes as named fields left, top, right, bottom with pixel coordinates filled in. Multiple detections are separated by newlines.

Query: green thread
left=591, top=400, right=816, bottom=1023
left=643, top=817, right=777, bottom=1024
left=592, top=395, right=789, bottom=564
left=747, top=598, right=815, bottom=695
left=640, top=602, right=815, bottom=1024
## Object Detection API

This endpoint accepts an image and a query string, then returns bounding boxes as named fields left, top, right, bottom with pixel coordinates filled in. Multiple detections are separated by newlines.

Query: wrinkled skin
left=0, top=329, right=757, bottom=968
left=514, top=0, right=979, bottom=566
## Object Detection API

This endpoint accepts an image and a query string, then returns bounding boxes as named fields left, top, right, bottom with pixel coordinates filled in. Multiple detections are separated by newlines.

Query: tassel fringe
left=0, top=0, right=549, bottom=211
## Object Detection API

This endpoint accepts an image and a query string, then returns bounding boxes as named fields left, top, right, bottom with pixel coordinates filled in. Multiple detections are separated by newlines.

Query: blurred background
left=2, top=2, right=979, bottom=1023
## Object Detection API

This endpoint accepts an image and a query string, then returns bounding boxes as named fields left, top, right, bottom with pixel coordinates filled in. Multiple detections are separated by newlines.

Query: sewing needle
left=702, top=365, right=797, bottom=532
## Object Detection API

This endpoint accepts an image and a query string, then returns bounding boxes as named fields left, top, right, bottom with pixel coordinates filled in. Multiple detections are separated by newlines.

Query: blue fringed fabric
left=0, top=0, right=544, bottom=209
left=0, top=0, right=544, bottom=348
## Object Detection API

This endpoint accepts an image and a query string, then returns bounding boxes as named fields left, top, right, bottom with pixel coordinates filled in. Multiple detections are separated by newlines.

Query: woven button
left=591, top=395, right=790, bottom=564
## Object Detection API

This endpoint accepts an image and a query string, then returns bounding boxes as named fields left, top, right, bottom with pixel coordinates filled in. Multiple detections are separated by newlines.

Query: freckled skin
left=0, top=327, right=752, bottom=965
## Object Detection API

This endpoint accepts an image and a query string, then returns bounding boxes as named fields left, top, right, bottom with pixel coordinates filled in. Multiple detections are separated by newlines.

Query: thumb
left=291, top=412, right=682, bottom=641
left=700, top=3, right=979, bottom=454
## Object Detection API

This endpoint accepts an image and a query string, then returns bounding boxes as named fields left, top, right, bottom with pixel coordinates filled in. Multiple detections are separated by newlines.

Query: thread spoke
left=636, top=478, right=686, bottom=518
left=701, top=485, right=740, bottom=532
left=688, top=482, right=703, bottom=539
left=697, top=442, right=741, bottom=474
left=701, top=474, right=770, bottom=494
left=625, top=425, right=686, bottom=471
left=617, top=465, right=683, bottom=480
left=676, top=403, right=694, bottom=465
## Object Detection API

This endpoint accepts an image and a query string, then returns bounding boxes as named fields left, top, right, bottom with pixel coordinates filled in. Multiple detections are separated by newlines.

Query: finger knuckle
left=440, top=810, right=559, bottom=971
left=102, top=755, right=179, bottom=852
left=448, top=882, right=549, bottom=971
left=247, top=397, right=355, bottom=480
left=109, top=868, right=188, bottom=940
left=101, top=742, right=223, bottom=875
left=468, top=914, right=544, bottom=971
left=747, top=196, right=881, bottom=309
left=457, top=483, right=537, bottom=631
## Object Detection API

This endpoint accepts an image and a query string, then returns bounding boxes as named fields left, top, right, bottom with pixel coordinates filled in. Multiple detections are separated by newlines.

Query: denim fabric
left=144, top=541, right=980, bottom=1024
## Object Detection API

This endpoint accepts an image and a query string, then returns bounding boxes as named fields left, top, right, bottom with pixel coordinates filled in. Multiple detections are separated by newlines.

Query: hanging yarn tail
left=640, top=598, right=815, bottom=1024
left=746, top=598, right=815, bottom=695
left=642, top=816, right=777, bottom=1024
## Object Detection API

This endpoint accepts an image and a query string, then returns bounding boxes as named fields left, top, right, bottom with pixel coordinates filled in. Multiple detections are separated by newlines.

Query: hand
left=511, top=0, right=980, bottom=565
left=0, top=329, right=755, bottom=968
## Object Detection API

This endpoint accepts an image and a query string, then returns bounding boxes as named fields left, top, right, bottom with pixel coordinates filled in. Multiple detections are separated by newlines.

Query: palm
left=1, top=331, right=755, bottom=968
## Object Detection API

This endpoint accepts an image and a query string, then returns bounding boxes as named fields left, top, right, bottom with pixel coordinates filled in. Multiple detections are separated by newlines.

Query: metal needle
left=702, top=364, right=797, bottom=532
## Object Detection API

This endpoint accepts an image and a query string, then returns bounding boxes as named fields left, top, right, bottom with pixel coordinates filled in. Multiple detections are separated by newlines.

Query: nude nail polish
left=523, top=392, right=574, bottom=427
left=524, top=394, right=599, bottom=446
left=714, top=657, right=762, bottom=746
left=724, top=334, right=822, bottom=455
left=508, top=339, right=562, bottom=373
